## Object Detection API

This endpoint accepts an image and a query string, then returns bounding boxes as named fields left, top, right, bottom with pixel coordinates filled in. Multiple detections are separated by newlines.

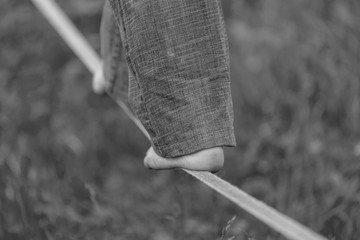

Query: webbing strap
left=30, top=1, right=327, bottom=239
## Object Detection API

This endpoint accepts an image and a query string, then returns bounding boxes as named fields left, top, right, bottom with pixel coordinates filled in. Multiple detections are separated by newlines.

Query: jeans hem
left=153, top=127, right=236, bottom=158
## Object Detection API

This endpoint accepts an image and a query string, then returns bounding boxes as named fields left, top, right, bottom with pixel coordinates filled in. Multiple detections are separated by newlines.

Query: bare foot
left=144, top=147, right=224, bottom=173
left=92, top=63, right=107, bottom=95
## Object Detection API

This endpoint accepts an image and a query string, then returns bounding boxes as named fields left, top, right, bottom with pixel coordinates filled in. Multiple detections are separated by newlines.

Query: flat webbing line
left=30, top=1, right=327, bottom=240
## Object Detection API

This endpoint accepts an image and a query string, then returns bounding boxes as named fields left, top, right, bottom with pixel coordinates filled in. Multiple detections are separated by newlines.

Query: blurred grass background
left=1, top=0, right=360, bottom=239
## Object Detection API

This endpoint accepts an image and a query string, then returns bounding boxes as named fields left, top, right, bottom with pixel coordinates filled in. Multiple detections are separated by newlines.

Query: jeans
left=101, top=0, right=236, bottom=158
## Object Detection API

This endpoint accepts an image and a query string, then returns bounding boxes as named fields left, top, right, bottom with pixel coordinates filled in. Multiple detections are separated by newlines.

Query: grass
left=0, top=0, right=359, bottom=239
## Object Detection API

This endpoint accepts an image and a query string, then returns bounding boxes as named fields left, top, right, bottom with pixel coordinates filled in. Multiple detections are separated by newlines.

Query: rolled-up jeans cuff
left=153, top=118, right=236, bottom=158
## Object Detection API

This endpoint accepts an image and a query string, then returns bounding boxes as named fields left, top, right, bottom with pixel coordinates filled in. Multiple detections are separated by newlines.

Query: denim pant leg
left=100, top=0, right=129, bottom=104
left=103, top=0, right=236, bottom=158
left=101, top=1, right=146, bottom=123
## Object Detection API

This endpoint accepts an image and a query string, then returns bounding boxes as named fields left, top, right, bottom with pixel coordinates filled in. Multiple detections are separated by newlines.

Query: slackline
left=30, top=1, right=328, bottom=240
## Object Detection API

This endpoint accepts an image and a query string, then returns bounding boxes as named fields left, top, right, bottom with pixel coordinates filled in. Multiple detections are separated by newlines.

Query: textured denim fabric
left=100, top=1, right=128, bottom=102
left=101, top=0, right=236, bottom=158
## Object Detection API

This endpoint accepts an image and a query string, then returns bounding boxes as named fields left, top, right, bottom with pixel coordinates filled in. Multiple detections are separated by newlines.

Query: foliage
left=0, top=0, right=359, bottom=239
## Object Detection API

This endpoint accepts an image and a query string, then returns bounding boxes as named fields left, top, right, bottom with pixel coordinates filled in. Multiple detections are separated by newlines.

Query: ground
left=0, top=0, right=359, bottom=239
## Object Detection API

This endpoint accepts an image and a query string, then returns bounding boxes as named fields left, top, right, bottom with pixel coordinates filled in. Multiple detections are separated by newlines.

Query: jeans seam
left=107, top=23, right=122, bottom=93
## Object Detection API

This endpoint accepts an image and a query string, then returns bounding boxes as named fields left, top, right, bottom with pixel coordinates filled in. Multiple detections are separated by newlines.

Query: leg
left=94, top=0, right=129, bottom=101
left=107, top=0, right=236, bottom=171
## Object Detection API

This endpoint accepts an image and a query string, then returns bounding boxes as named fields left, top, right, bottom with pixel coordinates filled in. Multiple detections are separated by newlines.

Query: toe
left=144, top=147, right=178, bottom=170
